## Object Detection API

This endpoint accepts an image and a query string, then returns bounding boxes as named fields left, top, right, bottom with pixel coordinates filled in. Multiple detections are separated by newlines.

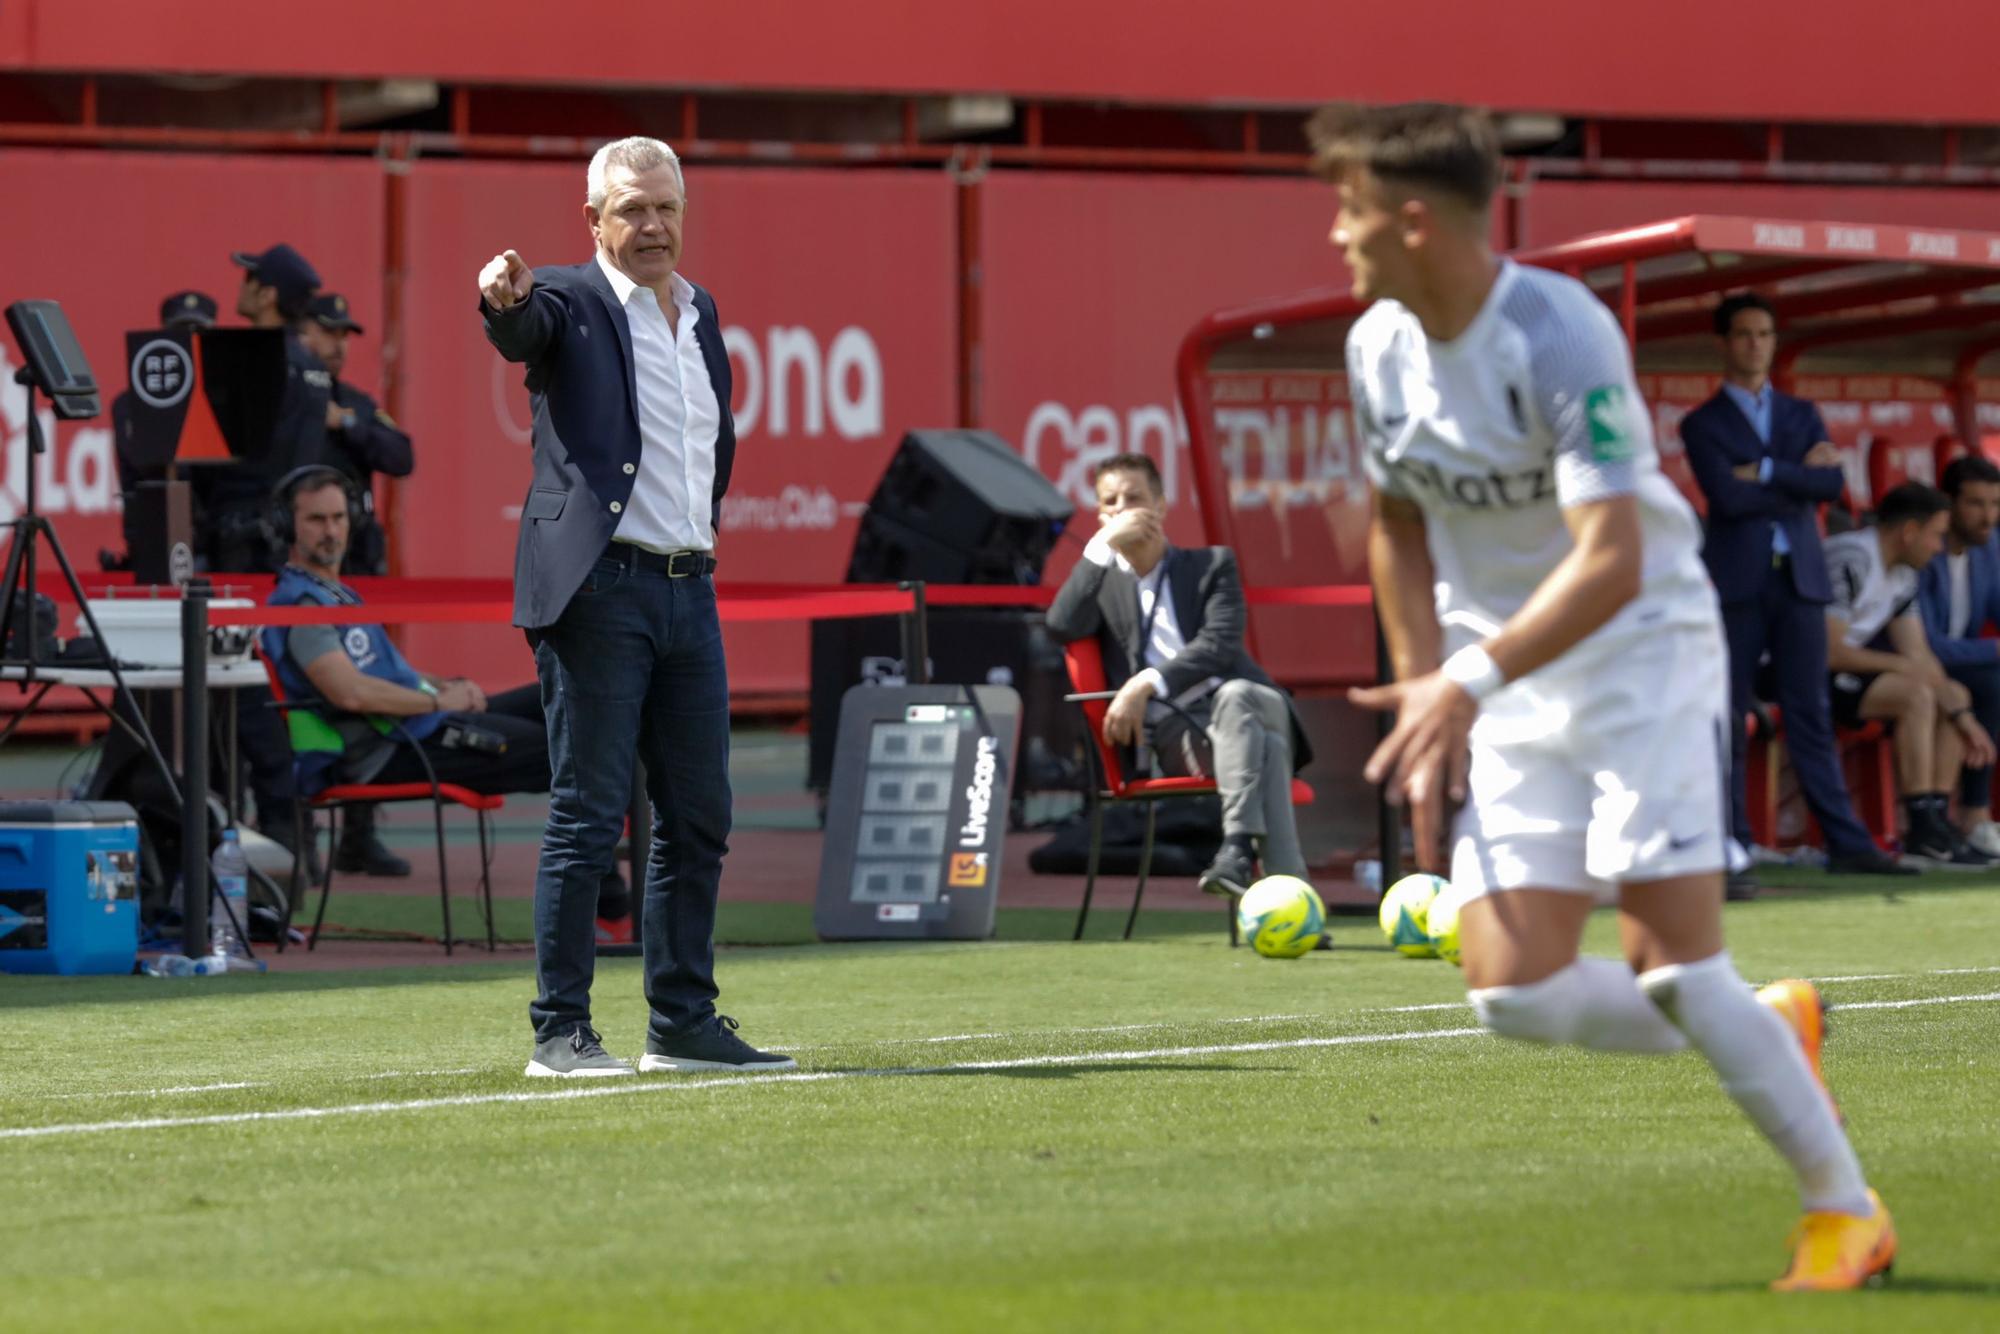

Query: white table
left=0, top=660, right=269, bottom=690
left=0, top=657, right=271, bottom=815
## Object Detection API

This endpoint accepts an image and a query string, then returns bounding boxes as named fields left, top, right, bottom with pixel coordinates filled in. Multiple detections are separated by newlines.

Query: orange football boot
left=1772, top=1189, right=1897, bottom=1291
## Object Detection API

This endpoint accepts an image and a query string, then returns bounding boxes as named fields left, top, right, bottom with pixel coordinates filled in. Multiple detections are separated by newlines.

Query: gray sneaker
left=639, top=1014, right=797, bottom=1074
left=524, top=1025, right=636, bottom=1078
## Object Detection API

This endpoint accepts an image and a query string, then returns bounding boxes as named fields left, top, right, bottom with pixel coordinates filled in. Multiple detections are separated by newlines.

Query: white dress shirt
left=1083, top=532, right=1221, bottom=716
left=594, top=251, right=720, bottom=553
left=1948, top=550, right=1972, bottom=638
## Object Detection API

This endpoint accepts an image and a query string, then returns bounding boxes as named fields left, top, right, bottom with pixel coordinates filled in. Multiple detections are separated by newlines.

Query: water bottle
left=210, top=829, right=251, bottom=960
left=142, top=954, right=197, bottom=977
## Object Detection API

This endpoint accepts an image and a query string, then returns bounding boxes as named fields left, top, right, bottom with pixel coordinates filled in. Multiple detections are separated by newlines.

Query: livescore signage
left=813, top=684, right=1020, bottom=942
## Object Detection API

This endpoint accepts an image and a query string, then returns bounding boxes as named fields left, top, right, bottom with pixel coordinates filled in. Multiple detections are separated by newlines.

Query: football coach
left=479, top=136, right=793, bottom=1079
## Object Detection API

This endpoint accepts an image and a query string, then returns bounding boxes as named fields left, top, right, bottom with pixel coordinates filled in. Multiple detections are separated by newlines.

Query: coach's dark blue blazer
left=1681, top=387, right=1845, bottom=605
left=481, top=260, right=736, bottom=629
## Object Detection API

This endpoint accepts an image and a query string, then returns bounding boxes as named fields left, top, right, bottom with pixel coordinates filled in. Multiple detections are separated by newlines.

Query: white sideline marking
left=1831, top=990, right=2000, bottom=1012
left=1815, top=966, right=2000, bottom=983
left=29, top=1066, right=487, bottom=1104
left=791, top=1012, right=1319, bottom=1050
left=13, top=965, right=1997, bottom=1108
left=50, top=1081, right=259, bottom=1101
left=0, top=1027, right=1489, bottom=1142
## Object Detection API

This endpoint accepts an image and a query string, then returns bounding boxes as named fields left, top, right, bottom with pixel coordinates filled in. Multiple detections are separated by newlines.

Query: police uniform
left=306, top=295, right=414, bottom=576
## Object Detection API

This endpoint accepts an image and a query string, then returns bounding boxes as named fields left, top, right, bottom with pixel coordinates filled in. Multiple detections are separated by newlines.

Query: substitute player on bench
left=1322, top=102, right=1893, bottom=1291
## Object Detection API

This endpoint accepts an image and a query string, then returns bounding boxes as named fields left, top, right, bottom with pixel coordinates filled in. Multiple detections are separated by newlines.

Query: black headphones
left=268, top=464, right=363, bottom=548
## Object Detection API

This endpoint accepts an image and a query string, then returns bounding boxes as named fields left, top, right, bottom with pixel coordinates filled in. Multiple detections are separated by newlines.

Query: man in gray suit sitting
left=1046, top=452, right=1313, bottom=897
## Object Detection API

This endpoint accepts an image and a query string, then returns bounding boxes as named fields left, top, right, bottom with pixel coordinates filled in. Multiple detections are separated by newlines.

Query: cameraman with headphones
left=264, top=469, right=631, bottom=934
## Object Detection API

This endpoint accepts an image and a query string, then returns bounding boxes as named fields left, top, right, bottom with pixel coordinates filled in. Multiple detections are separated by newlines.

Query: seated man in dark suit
left=1045, top=451, right=1313, bottom=898
left=1681, top=292, right=1909, bottom=875
left=1918, top=454, right=2000, bottom=854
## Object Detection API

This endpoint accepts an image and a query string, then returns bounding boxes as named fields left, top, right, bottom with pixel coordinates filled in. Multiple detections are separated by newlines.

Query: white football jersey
left=1823, top=528, right=1917, bottom=648
left=1347, top=260, right=1719, bottom=679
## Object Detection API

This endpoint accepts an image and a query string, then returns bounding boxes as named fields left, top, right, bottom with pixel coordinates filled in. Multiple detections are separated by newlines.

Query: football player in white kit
left=1314, top=102, right=1895, bottom=1291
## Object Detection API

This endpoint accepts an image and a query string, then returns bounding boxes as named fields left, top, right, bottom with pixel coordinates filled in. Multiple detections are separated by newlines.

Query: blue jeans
left=526, top=554, right=731, bottom=1043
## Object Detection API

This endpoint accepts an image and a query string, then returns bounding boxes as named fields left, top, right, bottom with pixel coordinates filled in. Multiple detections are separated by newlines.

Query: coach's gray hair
left=586, top=136, right=685, bottom=210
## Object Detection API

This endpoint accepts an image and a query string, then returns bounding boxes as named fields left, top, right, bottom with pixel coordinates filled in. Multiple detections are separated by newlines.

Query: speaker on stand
left=812, top=430, right=1084, bottom=824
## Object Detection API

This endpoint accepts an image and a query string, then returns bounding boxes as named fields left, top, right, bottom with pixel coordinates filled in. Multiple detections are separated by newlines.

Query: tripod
left=0, top=371, right=251, bottom=959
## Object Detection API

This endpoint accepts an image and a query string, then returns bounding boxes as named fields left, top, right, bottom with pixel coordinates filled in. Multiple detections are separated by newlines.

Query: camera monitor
left=5, top=300, right=100, bottom=419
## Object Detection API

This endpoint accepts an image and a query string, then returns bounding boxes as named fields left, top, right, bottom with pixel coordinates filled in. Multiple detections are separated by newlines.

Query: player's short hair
left=1305, top=102, right=1501, bottom=213
left=1712, top=292, right=1777, bottom=337
left=587, top=136, right=685, bottom=210
left=1092, top=452, right=1164, bottom=499
left=1941, top=453, right=2000, bottom=497
left=1874, top=481, right=1949, bottom=529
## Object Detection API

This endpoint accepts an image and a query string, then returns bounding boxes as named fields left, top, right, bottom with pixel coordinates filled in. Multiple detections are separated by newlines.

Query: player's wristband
left=1441, top=645, right=1505, bottom=702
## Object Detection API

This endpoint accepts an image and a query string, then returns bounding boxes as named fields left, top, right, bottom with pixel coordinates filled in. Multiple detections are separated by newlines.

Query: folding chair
left=1061, top=637, right=1313, bottom=942
left=257, top=649, right=503, bottom=955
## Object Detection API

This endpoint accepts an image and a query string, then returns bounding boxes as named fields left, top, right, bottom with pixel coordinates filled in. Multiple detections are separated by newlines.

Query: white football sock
left=1470, top=957, right=1690, bottom=1053
left=1638, top=951, right=1871, bottom=1216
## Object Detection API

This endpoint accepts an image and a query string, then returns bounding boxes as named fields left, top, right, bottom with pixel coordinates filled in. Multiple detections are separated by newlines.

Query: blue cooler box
left=0, top=801, right=140, bottom=976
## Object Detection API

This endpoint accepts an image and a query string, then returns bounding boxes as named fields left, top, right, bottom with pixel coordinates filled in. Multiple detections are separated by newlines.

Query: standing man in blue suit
left=1918, top=453, right=2000, bottom=854
left=1682, top=293, right=1911, bottom=876
left=479, top=136, right=795, bottom=1078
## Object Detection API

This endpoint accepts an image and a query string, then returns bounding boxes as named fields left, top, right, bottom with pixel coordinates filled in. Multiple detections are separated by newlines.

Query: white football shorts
left=1451, top=621, right=1730, bottom=899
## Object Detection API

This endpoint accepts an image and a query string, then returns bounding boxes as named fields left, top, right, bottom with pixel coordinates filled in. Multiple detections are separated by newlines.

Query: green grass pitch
left=3, top=874, right=1997, bottom=1332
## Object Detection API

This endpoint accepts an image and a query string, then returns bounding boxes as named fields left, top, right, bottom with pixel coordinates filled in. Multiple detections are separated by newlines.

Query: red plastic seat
left=1062, top=637, right=1313, bottom=941
left=1743, top=705, right=1896, bottom=852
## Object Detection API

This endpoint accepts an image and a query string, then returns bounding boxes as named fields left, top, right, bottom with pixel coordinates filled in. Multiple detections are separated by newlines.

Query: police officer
left=201, top=243, right=329, bottom=574
left=296, top=293, right=413, bottom=577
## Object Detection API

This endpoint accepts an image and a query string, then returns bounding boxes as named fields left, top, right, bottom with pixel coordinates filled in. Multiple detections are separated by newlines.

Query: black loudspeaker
left=847, top=430, right=1072, bottom=584
left=808, top=609, right=1084, bottom=806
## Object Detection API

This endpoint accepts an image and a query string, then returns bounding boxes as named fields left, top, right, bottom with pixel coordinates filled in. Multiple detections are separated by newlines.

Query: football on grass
left=1237, top=875, right=1326, bottom=958
left=1426, top=883, right=1464, bottom=967
left=1378, top=873, right=1446, bottom=958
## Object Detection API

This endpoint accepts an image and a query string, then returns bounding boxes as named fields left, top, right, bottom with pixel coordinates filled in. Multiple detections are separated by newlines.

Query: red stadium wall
left=976, top=172, right=1345, bottom=549
left=7, top=150, right=1999, bottom=699
left=13, top=0, right=2000, bottom=124
left=0, top=149, right=384, bottom=576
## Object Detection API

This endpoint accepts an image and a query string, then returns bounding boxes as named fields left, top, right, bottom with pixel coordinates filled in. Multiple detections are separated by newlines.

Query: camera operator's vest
left=264, top=565, right=445, bottom=796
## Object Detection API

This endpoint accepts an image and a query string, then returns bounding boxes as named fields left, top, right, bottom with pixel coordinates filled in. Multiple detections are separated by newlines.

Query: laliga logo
left=344, top=627, right=372, bottom=658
